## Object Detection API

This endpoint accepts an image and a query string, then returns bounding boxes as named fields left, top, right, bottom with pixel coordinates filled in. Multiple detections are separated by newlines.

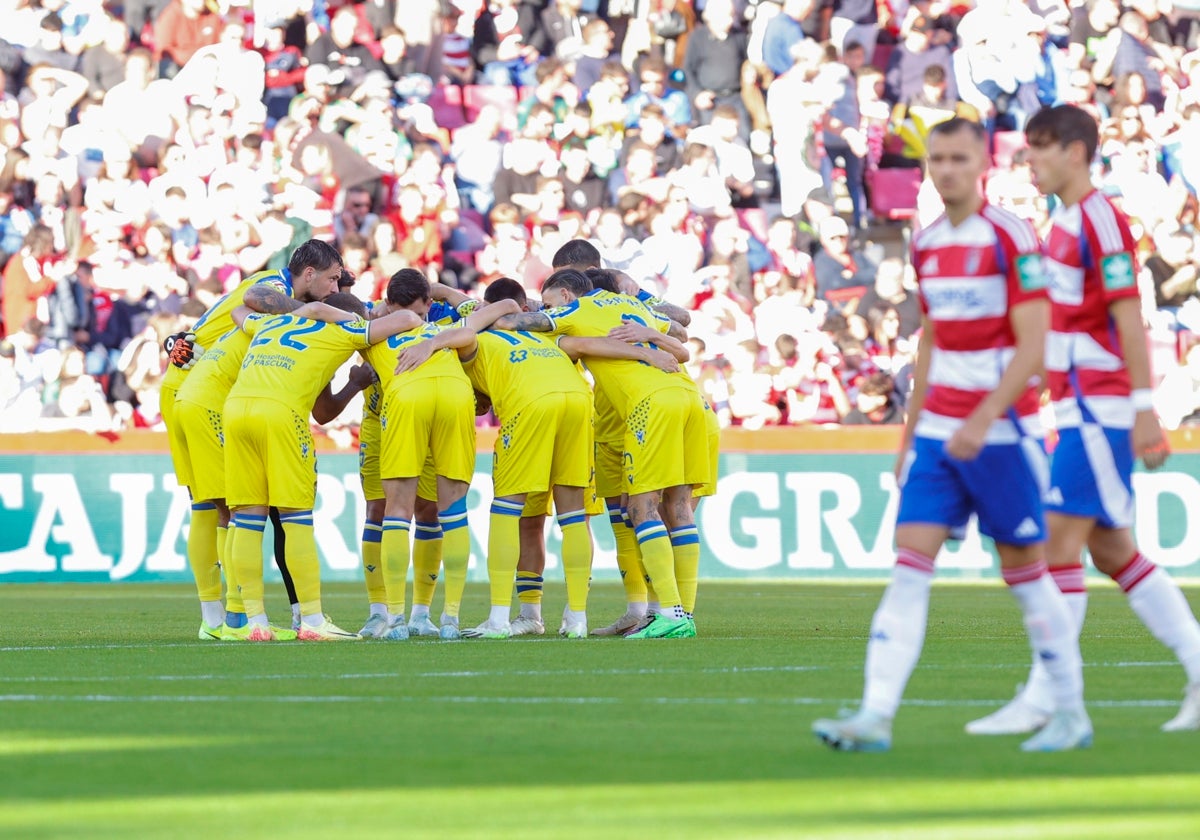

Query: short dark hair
left=337, top=270, right=356, bottom=291
left=928, top=117, right=987, bottom=145
left=322, top=292, right=367, bottom=317
left=484, top=277, right=528, bottom=308
left=1025, top=104, right=1099, bottom=164
left=386, top=268, right=431, bottom=306
left=288, top=239, right=343, bottom=275
left=551, top=238, right=601, bottom=269
left=584, top=267, right=618, bottom=293
left=923, top=64, right=946, bottom=84
left=542, top=268, right=593, bottom=297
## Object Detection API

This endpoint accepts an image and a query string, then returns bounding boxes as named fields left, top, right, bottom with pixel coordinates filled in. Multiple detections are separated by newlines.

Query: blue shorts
left=1046, top=425, right=1134, bottom=529
left=897, top=436, right=1048, bottom=545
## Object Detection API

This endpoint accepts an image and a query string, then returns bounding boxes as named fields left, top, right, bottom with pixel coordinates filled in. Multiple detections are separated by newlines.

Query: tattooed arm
left=493, top=310, right=554, bottom=332
left=243, top=283, right=303, bottom=314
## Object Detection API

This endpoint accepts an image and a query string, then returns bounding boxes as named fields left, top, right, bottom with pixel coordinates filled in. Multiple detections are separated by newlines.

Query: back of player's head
left=322, top=292, right=367, bottom=318
left=386, top=268, right=431, bottom=306
left=1025, top=104, right=1099, bottom=163
left=551, top=238, right=601, bottom=270
left=483, top=277, right=528, bottom=308
left=288, top=239, right=343, bottom=275
left=584, top=267, right=618, bottom=293
left=542, top=268, right=593, bottom=297
left=927, top=117, right=986, bottom=146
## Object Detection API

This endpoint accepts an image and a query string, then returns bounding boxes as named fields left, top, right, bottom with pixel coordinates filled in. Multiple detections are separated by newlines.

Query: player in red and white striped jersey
left=813, top=118, right=1089, bottom=753
left=968, top=104, right=1200, bottom=736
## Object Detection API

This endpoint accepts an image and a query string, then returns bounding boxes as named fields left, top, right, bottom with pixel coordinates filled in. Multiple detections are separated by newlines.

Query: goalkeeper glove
left=164, top=331, right=204, bottom=369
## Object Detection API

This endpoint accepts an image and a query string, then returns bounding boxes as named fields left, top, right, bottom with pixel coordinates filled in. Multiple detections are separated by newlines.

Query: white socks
left=200, top=601, right=225, bottom=628
left=1004, top=562, right=1084, bottom=713
left=1126, top=565, right=1200, bottom=684
left=862, top=550, right=935, bottom=720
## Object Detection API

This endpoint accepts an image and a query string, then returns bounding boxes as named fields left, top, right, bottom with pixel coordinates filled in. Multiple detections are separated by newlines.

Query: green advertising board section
left=1, top=452, right=1198, bottom=582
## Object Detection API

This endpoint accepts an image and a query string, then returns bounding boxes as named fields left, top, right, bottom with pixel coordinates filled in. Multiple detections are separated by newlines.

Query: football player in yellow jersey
left=495, top=268, right=710, bottom=639
left=222, top=293, right=423, bottom=641
left=360, top=269, right=518, bottom=641
left=312, top=293, right=479, bottom=640
left=160, top=240, right=343, bottom=639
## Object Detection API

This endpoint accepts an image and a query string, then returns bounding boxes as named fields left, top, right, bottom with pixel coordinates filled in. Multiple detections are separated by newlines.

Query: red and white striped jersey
left=911, top=203, right=1047, bottom=442
left=1042, top=190, right=1139, bottom=429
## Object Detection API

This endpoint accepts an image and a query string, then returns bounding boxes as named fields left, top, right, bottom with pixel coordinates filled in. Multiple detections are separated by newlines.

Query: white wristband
left=1131, top=388, right=1154, bottom=412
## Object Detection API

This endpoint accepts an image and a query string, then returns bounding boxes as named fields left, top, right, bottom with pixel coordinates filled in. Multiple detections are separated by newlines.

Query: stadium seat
left=464, top=85, right=520, bottom=131
left=429, top=85, right=467, bottom=130
left=993, top=130, right=1027, bottom=169
left=867, top=166, right=921, bottom=221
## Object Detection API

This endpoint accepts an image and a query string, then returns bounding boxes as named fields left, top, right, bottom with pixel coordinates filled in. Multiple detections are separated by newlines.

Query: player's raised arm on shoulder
left=365, top=310, right=424, bottom=344
left=494, top=310, right=554, bottom=331
left=230, top=304, right=254, bottom=328
left=394, top=327, right=479, bottom=374
left=1110, top=296, right=1170, bottom=469
left=558, top=336, right=681, bottom=373
left=649, top=300, right=692, bottom=328
left=461, top=298, right=521, bottom=332
left=608, top=320, right=691, bottom=363
left=665, top=319, right=688, bottom=341
left=430, top=282, right=471, bottom=307
left=243, top=283, right=303, bottom=314
left=293, top=301, right=359, bottom=323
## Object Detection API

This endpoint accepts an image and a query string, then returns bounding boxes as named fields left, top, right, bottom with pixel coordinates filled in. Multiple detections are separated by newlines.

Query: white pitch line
left=0, top=661, right=1176, bottom=685
left=0, top=693, right=1183, bottom=709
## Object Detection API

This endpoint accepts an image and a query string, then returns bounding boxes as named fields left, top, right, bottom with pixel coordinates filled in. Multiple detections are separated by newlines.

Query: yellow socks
left=633, top=519, right=680, bottom=609
left=611, top=505, right=647, bottom=605
left=361, top=519, right=385, bottom=605
left=439, top=498, right=470, bottom=619
left=381, top=517, right=412, bottom=617
left=230, top=512, right=267, bottom=617
left=412, top=520, right=443, bottom=608
left=670, top=525, right=700, bottom=615
left=558, top=509, right=592, bottom=612
left=278, top=511, right=321, bottom=618
left=189, top=503, right=222, bottom=603
left=487, top=498, right=523, bottom=607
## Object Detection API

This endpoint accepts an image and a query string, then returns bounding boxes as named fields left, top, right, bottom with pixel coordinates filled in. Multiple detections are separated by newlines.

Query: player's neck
left=943, top=193, right=983, bottom=227
left=1055, top=172, right=1094, bottom=208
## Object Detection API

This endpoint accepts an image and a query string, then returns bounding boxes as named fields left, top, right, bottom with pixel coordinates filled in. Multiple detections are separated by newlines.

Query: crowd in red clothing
left=1, top=0, right=1199, bottom=434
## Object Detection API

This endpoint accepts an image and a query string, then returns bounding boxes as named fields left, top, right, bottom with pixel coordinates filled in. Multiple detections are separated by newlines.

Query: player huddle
left=814, top=106, right=1200, bottom=754
left=161, top=238, right=719, bottom=644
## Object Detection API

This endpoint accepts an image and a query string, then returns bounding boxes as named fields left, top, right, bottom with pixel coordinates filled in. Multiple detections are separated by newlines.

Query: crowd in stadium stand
left=1, top=0, right=1199, bottom=435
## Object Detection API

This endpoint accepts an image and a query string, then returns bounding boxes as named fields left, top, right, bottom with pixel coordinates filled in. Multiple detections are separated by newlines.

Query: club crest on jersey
left=301, top=443, right=310, bottom=459
left=1100, top=252, right=1135, bottom=291
left=1014, top=253, right=1046, bottom=292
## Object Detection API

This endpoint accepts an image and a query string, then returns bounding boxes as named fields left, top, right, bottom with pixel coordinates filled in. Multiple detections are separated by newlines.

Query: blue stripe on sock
left=413, top=521, right=442, bottom=540
left=516, top=583, right=543, bottom=593
left=634, top=520, right=668, bottom=544
left=382, top=518, right=411, bottom=532
left=439, top=514, right=468, bottom=531
left=232, top=514, right=265, bottom=532
left=279, top=509, right=314, bottom=521
left=557, top=511, right=587, bottom=528
left=670, top=534, right=700, bottom=546
left=235, top=513, right=267, bottom=523
left=491, top=499, right=525, bottom=517
left=191, top=502, right=217, bottom=512
left=361, top=525, right=383, bottom=544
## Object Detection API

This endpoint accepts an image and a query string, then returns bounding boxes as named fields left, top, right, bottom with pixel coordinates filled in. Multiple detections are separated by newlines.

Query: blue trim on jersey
left=636, top=289, right=654, bottom=302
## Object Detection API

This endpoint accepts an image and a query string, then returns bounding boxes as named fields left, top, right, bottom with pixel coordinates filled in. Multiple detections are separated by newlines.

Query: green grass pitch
left=2, top=581, right=1199, bottom=839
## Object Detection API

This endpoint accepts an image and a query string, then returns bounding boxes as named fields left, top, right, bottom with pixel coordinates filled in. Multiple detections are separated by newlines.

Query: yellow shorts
left=380, top=377, right=475, bottom=483
left=494, top=391, right=591, bottom=498
left=624, top=385, right=710, bottom=496
left=359, top=412, right=383, bottom=501
left=693, top=396, right=721, bottom=499
left=224, top=396, right=317, bottom=509
left=594, top=439, right=624, bottom=501
left=175, top=398, right=226, bottom=502
left=160, top=383, right=193, bottom=489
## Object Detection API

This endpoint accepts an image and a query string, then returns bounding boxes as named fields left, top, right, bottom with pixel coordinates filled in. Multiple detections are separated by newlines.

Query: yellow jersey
left=363, top=323, right=469, bottom=393
left=228, top=314, right=371, bottom=414
left=463, top=330, right=589, bottom=419
left=543, top=289, right=688, bottom=416
left=162, top=268, right=293, bottom=391
left=174, top=314, right=270, bottom=408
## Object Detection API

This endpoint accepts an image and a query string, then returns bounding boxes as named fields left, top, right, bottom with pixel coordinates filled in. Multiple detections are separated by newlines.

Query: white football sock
left=1127, top=567, right=1200, bottom=684
left=862, top=551, right=934, bottom=719
left=1005, top=564, right=1084, bottom=713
